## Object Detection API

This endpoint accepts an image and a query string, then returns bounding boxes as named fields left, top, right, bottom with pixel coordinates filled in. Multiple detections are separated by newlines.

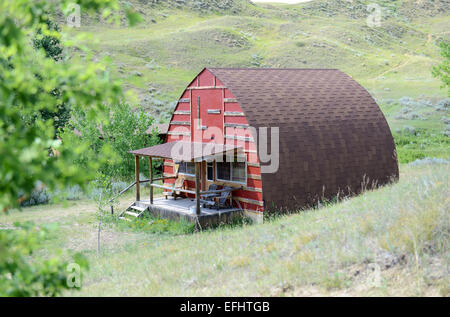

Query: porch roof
left=129, top=141, right=242, bottom=162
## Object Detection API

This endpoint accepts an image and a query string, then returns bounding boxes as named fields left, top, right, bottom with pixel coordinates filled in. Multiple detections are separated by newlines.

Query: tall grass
left=68, top=163, right=448, bottom=296
left=101, top=213, right=196, bottom=235
left=4, top=163, right=447, bottom=296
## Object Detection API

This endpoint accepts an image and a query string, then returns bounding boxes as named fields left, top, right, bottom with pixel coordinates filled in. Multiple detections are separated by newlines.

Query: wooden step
left=124, top=211, right=140, bottom=217
left=130, top=205, right=147, bottom=212
left=118, top=202, right=148, bottom=220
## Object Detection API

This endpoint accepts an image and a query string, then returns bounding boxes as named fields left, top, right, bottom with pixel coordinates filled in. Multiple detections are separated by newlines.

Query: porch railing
left=109, top=176, right=177, bottom=214
left=110, top=177, right=243, bottom=215
left=108, top=179, right=150, bottom=214
left=148, top=184, right=243, bottom=196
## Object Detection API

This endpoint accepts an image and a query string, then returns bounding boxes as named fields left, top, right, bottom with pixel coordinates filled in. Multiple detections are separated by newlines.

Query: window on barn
left=232, top=162, right=246, bottom=183
left=216, top=155, right=246, bottom=184
left=207, top=162, right=214, bottom=181
left=178, top=162, right=195, bottom=175
left=216, top=161, right=231, bottom=181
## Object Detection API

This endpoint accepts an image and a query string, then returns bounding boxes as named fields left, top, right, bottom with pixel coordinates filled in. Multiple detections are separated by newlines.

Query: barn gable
left=164, top=68, right=264, bottom=216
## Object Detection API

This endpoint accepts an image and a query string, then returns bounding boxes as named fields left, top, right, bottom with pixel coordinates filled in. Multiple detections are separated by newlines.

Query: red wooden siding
left=163, top=69, right=264, bottom=214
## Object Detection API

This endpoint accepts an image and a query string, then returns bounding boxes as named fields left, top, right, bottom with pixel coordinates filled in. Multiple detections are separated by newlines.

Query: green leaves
left=0, top=0, right=145, bottom=297
left=432, top=41, right=450, bottom=97
left=61, top=103, right=159, bottom=179
left=0, top=223, right=88, bottom=297
left=125, top=7, right=143, bottom=27
left=0, top=0, right=142, bottom=211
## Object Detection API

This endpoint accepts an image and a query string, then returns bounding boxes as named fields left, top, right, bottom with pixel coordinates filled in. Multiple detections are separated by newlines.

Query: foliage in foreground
left=0, top=0, right=142, bottom=211
left=0, top=0, right=140, bottom=297
left=32, top=19, right=71, bottom=137
left=0, top=222, right=88, bottom=297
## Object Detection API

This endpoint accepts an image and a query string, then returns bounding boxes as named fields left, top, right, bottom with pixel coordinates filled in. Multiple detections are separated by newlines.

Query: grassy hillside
left=1, top=162, right=448, bottom=296
left=62, top=0, right=449, bottom=163
left=67, top=0, right=449, bottom=115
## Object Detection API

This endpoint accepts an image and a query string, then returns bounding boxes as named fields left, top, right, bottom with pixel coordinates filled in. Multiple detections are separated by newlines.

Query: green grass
left=1, top=162, right=448, bottom=296
left=379, top=97, right=449, bottom=162
left=64, top=0, right=448, bottom=120
left=394, top=130, right=449, bottom=163
left=101, top=213, right=196, bottom=235
left=62, top=0, right=450, bottom=162
left=100, top=211, right=252, bottom=236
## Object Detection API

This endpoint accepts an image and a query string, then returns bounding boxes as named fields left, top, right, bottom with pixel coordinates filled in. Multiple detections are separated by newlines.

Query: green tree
left=61, top=103, right=160, bottom=179
left=432, top=41, right=450, bottom=97
left=0, top=0, right=141, bottom=296
left=0, top=0, right=140, bottom=210
left=33, top=19, right=71, bottom=135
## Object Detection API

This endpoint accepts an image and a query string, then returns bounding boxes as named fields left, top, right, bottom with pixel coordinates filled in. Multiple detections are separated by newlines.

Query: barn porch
left=132, top=197, right=242, bottom=228
left=111, top=141, right=245, bottom=228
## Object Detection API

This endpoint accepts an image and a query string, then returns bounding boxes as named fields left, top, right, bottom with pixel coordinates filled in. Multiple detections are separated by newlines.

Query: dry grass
left=1, top=163, right=448, bottom=296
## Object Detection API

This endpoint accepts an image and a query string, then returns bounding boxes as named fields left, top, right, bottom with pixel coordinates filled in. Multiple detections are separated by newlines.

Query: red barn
left=125, top=68, right=398, bottom=225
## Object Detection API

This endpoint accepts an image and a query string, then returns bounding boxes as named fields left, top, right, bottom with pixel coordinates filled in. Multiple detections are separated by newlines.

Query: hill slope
left=68, top=0, right=449, bottom=120
left=1, top=162, right=448, bottom=296
left=79, top=163, right=449, bottom=296
left=63, top=0, right=449, bottom=162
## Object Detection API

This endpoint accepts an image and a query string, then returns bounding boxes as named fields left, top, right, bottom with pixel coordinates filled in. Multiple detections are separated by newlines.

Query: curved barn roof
left=208, top=68, right=399, bottom=209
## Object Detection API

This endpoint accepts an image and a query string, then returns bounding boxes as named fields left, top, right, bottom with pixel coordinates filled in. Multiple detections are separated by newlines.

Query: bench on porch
left=163, top=176, right=186, bottom=200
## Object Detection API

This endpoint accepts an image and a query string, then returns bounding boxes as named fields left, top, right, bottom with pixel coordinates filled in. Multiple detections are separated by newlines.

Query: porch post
left=201, top=161, right=207, bottom=191
left=135, top=155, right=140, bottom=201
left=149, top=156, right=153, bottom=204
left=195, top=161, right=201, bottom=215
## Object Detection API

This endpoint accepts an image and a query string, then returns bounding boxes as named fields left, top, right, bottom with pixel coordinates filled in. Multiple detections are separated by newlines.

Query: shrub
left=65, top=185, right=83, bottom=200
left=111, top=180, right=129, bottom=193
left=435, top=99, right=449, bottom=111
left=19, top=189, right=50, bottom=207
left=60, top=103, right=160, bottom=179
left=409, top=157, right=450, bottom=166
left=402, top=125, right=417, bottom=135
left=395, top=107, right=420, bottom=120
left=19, top=182, right=51, bottom=207
left=393, top=129, right=450, bottom=163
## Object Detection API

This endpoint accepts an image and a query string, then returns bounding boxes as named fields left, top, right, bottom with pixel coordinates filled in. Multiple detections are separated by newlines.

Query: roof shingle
left=207, top=68, right=399, bottom=210
left=130, top=141, right=241, bottom=162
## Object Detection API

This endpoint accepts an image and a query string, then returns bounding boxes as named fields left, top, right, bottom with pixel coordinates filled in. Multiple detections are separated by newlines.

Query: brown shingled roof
left=146, top=123, right=169, bottom=135
left=207, top=68, right=399, bottom=210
